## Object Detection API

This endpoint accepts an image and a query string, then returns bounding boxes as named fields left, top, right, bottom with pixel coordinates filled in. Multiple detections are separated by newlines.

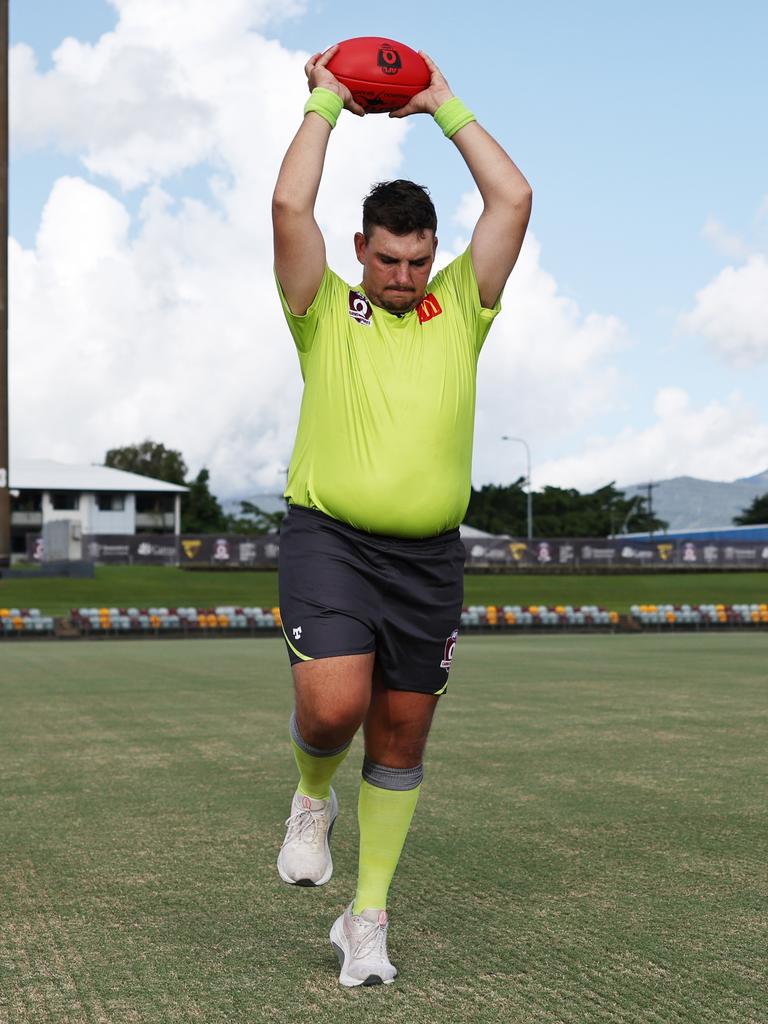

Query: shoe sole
left=329, top=917, right=396, bottom=988
left=276, top=808, right=337, bottom=887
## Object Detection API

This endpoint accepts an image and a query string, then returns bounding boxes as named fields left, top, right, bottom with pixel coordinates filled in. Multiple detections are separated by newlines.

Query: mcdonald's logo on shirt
left=417, top=293, right=443, bottom=324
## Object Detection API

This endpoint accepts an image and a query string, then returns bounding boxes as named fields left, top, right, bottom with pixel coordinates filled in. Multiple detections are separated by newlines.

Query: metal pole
left=0, top=0, right=9, bottom=568
left=501, top=435, right=533, bottom=539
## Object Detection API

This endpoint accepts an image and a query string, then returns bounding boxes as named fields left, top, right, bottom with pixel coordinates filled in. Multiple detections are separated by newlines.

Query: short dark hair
left=362, top=180, right=437, bottom=239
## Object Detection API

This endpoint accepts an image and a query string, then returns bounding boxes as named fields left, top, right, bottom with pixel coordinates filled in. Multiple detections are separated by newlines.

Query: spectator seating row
left=462, top=604, right=619, bottom=628
left=630, top=602, right=768, bottom=626
left=0, top=608, right=56, bottom=634
left=5, top=602, right=765, bottom=639
left=70, top=606, right=283, bottom=633
left=69, top=604, right=621, bottom=635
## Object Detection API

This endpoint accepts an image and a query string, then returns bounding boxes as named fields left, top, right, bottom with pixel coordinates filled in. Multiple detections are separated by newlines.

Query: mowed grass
left=1, top=635, right=766, bottom=1024
left=2, top=565, right=767, bottom=615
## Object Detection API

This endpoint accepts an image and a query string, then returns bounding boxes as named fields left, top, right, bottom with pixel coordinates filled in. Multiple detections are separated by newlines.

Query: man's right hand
left=305, top=46, right=366, bottom=118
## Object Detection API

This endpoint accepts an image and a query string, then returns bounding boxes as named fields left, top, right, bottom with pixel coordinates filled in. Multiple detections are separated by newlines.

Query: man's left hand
left=388, top=52, right=454, bottom=118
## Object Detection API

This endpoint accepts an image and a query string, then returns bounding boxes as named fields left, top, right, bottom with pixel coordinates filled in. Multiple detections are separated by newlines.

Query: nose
left=392, top=263, right=412, bottom=287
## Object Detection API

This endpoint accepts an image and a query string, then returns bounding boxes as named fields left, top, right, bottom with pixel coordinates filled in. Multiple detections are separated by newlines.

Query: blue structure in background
left=626, top=524, right=768, bottom=543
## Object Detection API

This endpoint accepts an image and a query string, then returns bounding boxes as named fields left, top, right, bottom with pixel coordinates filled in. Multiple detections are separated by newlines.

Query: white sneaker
left=277, top=789, right=338, bottom=887
left=329, top=904, right=397, bottom=987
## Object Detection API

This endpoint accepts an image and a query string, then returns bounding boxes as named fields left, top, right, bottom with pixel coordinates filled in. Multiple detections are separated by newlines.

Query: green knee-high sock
left=353, top=772, right=422, bottom=913
left=292, top=739, right=350, bottom=800
left=290, top=712, right=351, bottom=801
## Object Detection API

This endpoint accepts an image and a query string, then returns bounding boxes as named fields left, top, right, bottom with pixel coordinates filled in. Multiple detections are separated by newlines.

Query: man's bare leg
left=278, top=653, right=374, bottom=887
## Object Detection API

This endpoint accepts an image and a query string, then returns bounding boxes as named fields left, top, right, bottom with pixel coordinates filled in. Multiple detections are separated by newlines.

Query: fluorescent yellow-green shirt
left=277, top=247, right=500, bottom=538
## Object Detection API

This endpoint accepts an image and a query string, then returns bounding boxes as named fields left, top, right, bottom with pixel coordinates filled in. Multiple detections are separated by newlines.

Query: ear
left=354, top=232, right=367, bottom=265
left=433, top=235, right=438, bottom=255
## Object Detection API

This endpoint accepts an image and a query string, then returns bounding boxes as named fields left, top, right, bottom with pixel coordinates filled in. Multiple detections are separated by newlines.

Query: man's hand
left=388, top=52, right=454, bottom=119
left=305, top=46, right=366, bottom=117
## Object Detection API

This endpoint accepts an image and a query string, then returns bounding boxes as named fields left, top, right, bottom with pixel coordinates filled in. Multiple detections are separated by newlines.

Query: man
left=272, top=45, right=531, bottom=987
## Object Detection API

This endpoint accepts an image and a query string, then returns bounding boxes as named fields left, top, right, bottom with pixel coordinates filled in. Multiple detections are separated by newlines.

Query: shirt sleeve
left=275, top=265, right=341, bottom=355
left=429, top=246, right=502, bottom=355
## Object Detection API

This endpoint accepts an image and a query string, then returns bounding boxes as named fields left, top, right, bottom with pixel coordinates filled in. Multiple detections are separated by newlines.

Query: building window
left=96, top=493, right=126, bottom=512
left=50, top=492, right=80, bottom=511
left=136, top=493, right=174, bottom=513
left=11, top=491, right=42, bottom=512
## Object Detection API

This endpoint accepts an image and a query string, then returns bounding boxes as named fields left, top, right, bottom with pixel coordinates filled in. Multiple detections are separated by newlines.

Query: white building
left=9, top=458, right=188, bottom=557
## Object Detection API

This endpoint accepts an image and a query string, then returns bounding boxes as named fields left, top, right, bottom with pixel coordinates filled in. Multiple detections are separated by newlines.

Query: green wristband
left=304, top=87, right=344, bottom=129
left=434, top=96, right=477, bottom=139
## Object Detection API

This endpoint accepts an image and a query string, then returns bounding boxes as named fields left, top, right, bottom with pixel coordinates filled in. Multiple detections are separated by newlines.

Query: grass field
left=1, top=565, right=767, bottom=616
left=1, top=635, right=766, bottom=1023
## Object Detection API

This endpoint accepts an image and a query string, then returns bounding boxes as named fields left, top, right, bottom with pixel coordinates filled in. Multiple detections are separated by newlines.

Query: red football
left=325, top=37, right=430, bottom=114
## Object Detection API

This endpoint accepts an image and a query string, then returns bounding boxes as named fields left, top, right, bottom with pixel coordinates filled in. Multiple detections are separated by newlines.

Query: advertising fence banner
left=25, top=533, right=768, bottom=569
left=462, top=537, right=768, bottom=568
left=74, top=534, right=282, bottom=567
left=83, top=534, right=180, bottom=565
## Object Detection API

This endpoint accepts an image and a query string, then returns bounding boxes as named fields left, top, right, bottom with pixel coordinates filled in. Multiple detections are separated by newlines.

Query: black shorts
left=278, top=506, right=464, bottom=695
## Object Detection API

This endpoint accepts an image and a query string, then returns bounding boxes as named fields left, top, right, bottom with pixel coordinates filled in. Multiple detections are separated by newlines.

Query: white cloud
left=679, top=254, right=768, bottom=366
left=701, top=217, right=751, bottom=262
left=10, top=0, right=310, bottom=188
left=532, top=388, right=768, bottom=491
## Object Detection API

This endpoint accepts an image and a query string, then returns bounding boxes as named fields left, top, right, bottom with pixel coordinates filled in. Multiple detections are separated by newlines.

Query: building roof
left=459, top=523, right=498, bottom=539
left=10, top=458, right=188, bottom=494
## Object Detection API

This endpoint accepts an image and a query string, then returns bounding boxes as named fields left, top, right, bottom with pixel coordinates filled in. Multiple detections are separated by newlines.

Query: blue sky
left=8, top=0, right=768, bottom=495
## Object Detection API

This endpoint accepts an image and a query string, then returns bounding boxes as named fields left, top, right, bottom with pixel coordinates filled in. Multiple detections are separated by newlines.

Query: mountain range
left=623, top=469, right=768, bottom=531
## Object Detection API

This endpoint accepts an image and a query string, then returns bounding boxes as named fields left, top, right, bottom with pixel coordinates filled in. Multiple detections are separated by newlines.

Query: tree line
left=464, top=480, right=667, bottom=537
left=106, top=440, right=768, bottom=535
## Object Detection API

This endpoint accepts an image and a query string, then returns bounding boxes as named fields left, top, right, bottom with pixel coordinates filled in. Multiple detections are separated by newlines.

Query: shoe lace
left=350, top=918, right=388, bottom=963
left=281, top=806, right=322, bottom=848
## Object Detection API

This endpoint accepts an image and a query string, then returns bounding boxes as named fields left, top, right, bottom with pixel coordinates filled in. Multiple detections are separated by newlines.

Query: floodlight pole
left=501, top=435, right=533, bottom=540
left=0, top=0, right=9, bottom=569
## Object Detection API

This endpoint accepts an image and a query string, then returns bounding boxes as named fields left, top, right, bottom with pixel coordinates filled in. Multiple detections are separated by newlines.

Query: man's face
left=354, top=226, right=438, bottom=313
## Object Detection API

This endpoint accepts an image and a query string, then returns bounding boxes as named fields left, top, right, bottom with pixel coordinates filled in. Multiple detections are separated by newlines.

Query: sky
left=8, top=0, right=768, bottom=499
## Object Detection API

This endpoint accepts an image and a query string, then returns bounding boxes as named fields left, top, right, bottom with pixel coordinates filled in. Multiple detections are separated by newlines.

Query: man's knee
left=296, top=703, right=363, bottom=749
left=364, top=723, right=432, bottom=768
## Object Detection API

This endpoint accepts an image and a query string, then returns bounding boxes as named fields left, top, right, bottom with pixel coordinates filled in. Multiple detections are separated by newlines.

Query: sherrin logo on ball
left=326, top=36, right=430, bottom=113
left=377, top=44, right=401, bottom=75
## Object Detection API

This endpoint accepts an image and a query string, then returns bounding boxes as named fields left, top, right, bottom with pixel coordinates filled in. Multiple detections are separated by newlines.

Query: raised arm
left=390, top=54, right=532, bottom=310
left=272, top=47, right=364, bottom=315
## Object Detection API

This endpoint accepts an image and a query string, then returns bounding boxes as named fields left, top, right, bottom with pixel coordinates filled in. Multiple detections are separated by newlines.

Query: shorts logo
left=292, top=626, right=302, bottom=640
left=417, top=292, right=443, bottom=324
left=349, top=290, right=373, bottom=326
left=440, top=628, right=458, bottom=670
left=377, top=43, right=402, bottom=75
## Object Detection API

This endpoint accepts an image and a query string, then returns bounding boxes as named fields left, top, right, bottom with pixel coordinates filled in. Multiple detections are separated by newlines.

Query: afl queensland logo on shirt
left=440, top=629, right=458, bottom=670
left=349, top=290, right=373, bottom=327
